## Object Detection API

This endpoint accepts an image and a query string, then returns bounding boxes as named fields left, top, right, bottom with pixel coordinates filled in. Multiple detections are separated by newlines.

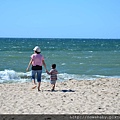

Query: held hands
left=46, top=70, right=49, bottom=74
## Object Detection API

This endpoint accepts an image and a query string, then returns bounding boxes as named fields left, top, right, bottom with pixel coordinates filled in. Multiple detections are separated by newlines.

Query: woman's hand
left=26, top=68, right=29, bottom=72
left=26, top=59, right=32, bottom=72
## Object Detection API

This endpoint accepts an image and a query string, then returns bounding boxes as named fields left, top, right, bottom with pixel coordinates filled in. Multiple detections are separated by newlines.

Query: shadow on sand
left=43, top=89, right=75, bottom=92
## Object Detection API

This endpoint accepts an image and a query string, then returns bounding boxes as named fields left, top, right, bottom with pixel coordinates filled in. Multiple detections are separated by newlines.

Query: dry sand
left=0, top=78, right=119, bottom=114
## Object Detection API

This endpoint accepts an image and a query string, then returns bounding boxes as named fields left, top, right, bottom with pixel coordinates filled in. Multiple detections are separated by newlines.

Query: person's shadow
left=44, top=89, right=75, bottom=92
left=61, top=89, right=75, bottom=92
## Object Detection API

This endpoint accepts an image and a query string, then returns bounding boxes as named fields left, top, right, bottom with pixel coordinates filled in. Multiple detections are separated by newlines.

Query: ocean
left=0, top=38, right=120, bottom=83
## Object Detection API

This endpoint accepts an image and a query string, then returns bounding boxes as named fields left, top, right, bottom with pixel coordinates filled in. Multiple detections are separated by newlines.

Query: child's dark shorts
left=50, top=80, right=57, bottom=84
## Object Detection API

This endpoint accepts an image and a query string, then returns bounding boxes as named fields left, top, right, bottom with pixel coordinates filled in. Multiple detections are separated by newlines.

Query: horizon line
left=0, top=37, right=120, bottom=40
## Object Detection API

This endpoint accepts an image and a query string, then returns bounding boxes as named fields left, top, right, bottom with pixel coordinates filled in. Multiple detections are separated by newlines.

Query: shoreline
left=0, top=78, right=119, bottom=114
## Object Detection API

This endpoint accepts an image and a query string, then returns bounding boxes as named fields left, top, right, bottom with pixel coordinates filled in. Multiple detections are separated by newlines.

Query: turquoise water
left=0, top=38, right=120, bottom=83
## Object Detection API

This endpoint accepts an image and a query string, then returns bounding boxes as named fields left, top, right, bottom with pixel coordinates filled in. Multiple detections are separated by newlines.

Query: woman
left=26, top=46, right=47, bottom=91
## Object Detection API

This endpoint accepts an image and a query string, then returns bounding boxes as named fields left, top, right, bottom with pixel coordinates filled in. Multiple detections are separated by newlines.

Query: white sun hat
left=33, top=46, right=41, bottom=52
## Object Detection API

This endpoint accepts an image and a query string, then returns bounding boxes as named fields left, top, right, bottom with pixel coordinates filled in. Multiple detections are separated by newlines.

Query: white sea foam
left=0, top=70, right=20, bottom=83
left=88, top=51, right=93, bottom=52
left=0, top=69, right=120, bottom=83
left=0, top=70, right=82, bottom=83
left=61, top=63, right=66, bottom=65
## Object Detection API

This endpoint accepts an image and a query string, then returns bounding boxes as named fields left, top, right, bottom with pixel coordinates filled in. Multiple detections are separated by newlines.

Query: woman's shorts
left=32, top=70, right=42, bottom=82
left=50, top=80, right=57, bottom=84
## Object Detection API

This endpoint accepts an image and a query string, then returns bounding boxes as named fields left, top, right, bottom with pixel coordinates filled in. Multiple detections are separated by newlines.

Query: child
left=46, top=64, right=58, bottom=91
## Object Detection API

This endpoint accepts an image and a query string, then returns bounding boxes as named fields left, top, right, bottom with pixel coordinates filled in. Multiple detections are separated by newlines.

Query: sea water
left=0, top=38, right=120, bottom=83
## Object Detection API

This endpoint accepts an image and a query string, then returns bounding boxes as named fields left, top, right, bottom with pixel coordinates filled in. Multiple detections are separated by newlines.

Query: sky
left=0, top=0, right=120, bottom=39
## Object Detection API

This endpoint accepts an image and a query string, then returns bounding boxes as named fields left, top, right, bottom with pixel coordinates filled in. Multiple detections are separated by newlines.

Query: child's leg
left=50, top=80, right=56, bottom=91
left=53, top=83, right=55, bottom=90
left=51, top=83, right=55, bottom=91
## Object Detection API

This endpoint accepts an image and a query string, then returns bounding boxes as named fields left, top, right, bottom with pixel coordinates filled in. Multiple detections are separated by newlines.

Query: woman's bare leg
left=38, top=82, right=41, bottom=91
left=32, top=79, right=37, bottom=89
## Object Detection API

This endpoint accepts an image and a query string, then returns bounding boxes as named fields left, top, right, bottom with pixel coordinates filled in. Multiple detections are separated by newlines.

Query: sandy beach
left=0, top=78, right=119, bottom=114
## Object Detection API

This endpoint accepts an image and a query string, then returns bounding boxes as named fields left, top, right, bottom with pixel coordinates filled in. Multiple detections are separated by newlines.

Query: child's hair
left=52, top=64, right=56, bottom=69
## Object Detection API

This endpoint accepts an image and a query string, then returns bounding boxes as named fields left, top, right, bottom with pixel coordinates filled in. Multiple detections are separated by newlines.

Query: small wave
left=0, top=70, right=32, bottom=83
left=0, top=70, right=19, bottom=79
left=61, top=63, right=66, bottom=66
left=0, top=69, right=120, bottom=83
left=88, top=51, right=93, bottom=52
left=0, top=70, right=87, bottom=83
left=0, top=70, right=20, bottom=83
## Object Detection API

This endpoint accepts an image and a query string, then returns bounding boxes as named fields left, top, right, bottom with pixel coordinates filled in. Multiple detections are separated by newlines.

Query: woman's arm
left=42, top=60, right=47, bottom=71
left=26, top=59, right=32, bottom=71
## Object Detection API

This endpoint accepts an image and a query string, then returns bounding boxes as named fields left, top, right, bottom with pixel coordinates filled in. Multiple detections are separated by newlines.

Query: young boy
left=46, top=64, right=58, bottom=91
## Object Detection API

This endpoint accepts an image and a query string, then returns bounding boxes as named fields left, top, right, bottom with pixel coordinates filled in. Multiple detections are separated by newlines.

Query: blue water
left=0, top=38, right=120, bottom=83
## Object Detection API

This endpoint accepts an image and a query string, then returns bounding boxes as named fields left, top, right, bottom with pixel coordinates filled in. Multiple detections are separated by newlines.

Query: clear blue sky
left=0, top=0, right=120, bottom=38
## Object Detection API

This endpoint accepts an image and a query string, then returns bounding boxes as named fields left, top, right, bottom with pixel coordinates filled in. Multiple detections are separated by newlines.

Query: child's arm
left=46, top=70, right=51, bottom=75
left=55, top=70, right=58, bottom=74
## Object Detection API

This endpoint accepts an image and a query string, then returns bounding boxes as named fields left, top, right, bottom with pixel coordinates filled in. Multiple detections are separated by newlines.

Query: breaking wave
left=0, top=69, right=120, bottom=83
